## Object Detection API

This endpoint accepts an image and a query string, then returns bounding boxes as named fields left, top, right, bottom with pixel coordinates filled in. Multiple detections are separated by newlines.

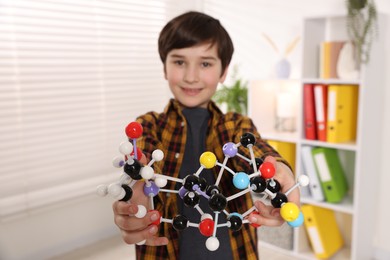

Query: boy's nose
left=183, top=66, right=199, bottom=83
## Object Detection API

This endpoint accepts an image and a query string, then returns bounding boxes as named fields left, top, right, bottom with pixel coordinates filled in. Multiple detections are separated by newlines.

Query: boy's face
left=164, top=43, right=228, bottom=108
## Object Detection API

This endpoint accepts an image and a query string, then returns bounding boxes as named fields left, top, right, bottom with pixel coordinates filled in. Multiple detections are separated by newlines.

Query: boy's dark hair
left=158, top=11, right=234, bottom=75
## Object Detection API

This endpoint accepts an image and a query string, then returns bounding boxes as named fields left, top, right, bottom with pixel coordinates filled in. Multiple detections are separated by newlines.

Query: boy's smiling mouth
left=181, top=87, right=203, bottom=96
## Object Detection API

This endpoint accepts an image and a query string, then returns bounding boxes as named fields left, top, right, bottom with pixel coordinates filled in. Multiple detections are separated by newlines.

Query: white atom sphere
left=96, top=184, right=108, bottom=196
left=140, top=166, right=154, bottom=180
left=119, top=141, right=133, bottom=155
left=298, top=175, right=310, bottom=187
left=201, top=213, right=213, bottom=221
left=155, top=177, right=168, bottom=188
left=206, top=237, right=220, bottom=251
left=112, top=156, right=124, bottom=168
left=152, top=149, right=164, bottom=161
left=115, top=188, right=126, bottom=200
left=135, top=205, right=147, bottom=218
left=108, top=183, right=122, bottom=197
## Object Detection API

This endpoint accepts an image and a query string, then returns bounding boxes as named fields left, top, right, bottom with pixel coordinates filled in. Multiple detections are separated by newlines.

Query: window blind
left=0, top=0, right=179, bottom=219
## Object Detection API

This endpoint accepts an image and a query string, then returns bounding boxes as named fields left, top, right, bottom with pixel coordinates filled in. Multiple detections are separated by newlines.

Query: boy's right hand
left=112, top=174, right=169, bottom=246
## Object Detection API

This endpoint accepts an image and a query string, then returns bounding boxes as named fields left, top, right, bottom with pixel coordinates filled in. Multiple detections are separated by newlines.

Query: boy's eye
left=174, top=60, right=184, bottom=66
left=201, top=62, right=211, bottom=67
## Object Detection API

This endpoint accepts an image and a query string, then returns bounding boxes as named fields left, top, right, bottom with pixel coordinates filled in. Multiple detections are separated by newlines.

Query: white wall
left=204, top=0, right=390, bottom=258
left=1, top=1, right=389, bottom=260
left=0, top=2, right=197, bottom=260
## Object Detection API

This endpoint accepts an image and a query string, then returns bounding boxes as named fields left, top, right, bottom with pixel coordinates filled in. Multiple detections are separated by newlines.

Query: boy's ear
left=219, top=66, right=229, bottom=83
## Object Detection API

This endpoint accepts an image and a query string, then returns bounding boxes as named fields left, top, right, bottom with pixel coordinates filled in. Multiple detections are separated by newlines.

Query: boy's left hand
left=249, top=156, right=300, bottom=227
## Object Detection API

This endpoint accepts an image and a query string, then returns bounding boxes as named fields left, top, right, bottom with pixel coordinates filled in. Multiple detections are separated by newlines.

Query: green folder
left=311, top=147, right=348, bottom=203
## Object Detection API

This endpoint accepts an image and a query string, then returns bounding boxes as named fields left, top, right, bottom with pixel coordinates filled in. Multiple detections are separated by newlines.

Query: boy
left=112, top=11, right=299, bottom=260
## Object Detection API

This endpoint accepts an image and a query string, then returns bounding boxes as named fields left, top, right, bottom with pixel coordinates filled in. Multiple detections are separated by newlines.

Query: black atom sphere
left=240, top=132, right=256, bottom=148
left=198, top=177, right=208, bottom=191
left=267, top=179, right=281, bottom=193
left=183, top=191, right=200, bottom=208
left=228, top=215, right=243, bottom=231
left=183, top=175, right=199, bottom=191
left=119, top=184, right=133, bottom=201
left=172, top=215, right=188, bottom=231
left=254, top=157, right=264, bottom=168
left=250, top=176, right=267, bottom=193
left=206, top=185, right=220, bottom=196
left=208, top=193, right=227, bottom=212
left=271, top=192, right=288, bottom=208
left=123, top=159, right=142, bottom=180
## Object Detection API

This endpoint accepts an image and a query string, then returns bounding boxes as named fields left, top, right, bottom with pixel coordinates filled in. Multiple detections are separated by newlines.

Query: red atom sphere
left=125, top=122, right=143, bottom=139
left=199, top=218, right=214, bottom=237
left=249, top=211, right=261, bottom=228
left=125, top=147, right=142, bottom=161
left=130, top=147, right=143, bottom=159
left=124, top=148, right=142, bottom=161
left=148, top=210, right=161, bottom=225
left=259, top=161, right=275, bottom=179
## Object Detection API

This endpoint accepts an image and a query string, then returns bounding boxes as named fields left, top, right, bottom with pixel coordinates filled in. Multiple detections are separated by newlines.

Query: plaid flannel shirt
left=134, top=99, right=284, bottom=260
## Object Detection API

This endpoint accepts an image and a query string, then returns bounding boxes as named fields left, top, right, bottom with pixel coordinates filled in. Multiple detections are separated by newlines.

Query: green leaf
left=213, top=65, right=248, bottom=115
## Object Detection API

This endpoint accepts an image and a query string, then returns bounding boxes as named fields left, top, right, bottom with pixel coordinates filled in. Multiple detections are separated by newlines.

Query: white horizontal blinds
left=0, top=0, right=172, bottom=218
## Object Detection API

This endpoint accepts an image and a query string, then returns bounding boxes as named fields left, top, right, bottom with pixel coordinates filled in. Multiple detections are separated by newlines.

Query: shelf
left=259, top=241, right=305, bottom=259
left=302, top=78, right=360, bottom=85
left=249, top=13, right=387, bottom=260
left=261, top=240, right=351, bottom=260
left=261, top=131, right=299, bottom=143
left=298, top=247, right=351, bottom=260
left=301, top=196, right=354, bottom=215
left=300, top=139, right=357, bottom=151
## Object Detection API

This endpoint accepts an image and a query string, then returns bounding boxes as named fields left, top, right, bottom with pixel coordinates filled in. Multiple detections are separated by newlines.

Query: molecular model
left=97, top=121, right=309, bottom=251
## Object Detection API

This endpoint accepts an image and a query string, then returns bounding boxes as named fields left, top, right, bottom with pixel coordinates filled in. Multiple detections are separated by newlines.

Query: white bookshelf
left=249, top=13, right=387, bottom=260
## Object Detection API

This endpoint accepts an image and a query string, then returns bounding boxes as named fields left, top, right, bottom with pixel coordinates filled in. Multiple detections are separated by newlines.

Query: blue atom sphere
left=228, top=212, right=243, bottom=220
left=233, top=172, right=250, bottom=190
left=287, top=211, right=304, bottom=227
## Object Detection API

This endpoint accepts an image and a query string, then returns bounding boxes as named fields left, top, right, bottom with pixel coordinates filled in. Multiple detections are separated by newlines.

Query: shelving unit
left=249, top=14, right=387, bottom=260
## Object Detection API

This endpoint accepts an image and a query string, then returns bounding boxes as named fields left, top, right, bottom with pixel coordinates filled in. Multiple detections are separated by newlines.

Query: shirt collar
left=164, top=98, right=223, bottom=123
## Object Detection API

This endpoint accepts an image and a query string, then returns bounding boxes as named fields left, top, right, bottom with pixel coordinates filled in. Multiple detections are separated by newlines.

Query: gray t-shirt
left=178, top=107, right=233, bottom=260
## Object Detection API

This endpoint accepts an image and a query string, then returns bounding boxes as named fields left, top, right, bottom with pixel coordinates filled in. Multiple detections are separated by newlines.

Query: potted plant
left=213, top=65, right=248, bottom=115
left=346, top=0, right=378, bottom=65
